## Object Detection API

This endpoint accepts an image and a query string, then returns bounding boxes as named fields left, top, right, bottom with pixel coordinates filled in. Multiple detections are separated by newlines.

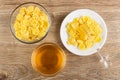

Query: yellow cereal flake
left=66, top=16, right=102, bottom=50
left=78, top=43, right=86, bottom=50
left=14, top=6, right=49, bottom=41
left=19, top=7, right=27, bottom=13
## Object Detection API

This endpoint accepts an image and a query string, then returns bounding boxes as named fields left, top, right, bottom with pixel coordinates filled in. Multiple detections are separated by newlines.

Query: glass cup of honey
left=31, top=42, right=66, bottom=76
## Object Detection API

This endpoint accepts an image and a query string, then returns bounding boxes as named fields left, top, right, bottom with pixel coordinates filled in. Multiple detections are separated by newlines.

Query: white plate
left=60, top=9, right=107, bottom=56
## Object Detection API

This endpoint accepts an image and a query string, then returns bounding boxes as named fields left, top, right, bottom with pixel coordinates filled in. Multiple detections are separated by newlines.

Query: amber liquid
left=32, top=43, right=66, bottom=76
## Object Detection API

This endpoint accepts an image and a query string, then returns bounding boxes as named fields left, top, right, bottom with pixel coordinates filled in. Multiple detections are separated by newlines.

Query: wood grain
left=0, top=0, right=120, bottom=80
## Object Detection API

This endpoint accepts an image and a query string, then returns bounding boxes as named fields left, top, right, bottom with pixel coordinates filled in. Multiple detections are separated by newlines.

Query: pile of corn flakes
left=66, top=16, right=102, bottom=50
left=14, top=6, right=49, bottom=41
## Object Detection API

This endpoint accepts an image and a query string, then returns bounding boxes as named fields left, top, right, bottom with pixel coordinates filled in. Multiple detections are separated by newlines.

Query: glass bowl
left=31, top=42, right=66, bottom=76
left=10, top=2, right=51, bottom=44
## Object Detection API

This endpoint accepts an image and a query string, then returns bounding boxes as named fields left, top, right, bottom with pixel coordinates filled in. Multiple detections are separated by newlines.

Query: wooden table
left=0, top=0, right=120, bottom=80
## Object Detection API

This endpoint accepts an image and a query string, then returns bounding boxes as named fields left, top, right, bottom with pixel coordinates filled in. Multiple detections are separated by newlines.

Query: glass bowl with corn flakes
left=60, top=9, right=107, bottom=56
left=10, top=2, right=51, bottom=44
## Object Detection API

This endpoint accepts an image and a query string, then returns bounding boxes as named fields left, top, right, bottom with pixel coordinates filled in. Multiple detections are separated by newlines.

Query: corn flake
left=14, top=6, right=49, bottom=41
left=66, top=16, right=102, bottom=50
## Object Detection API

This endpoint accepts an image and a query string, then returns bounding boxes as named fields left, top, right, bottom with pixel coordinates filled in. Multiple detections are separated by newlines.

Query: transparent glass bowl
left=31, top=42, right=66, bottom=76
left=10, top=2, right=51, bottom=44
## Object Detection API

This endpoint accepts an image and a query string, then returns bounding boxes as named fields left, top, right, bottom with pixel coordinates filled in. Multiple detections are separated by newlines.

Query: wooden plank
left=0, top=0, right=120, bottom=80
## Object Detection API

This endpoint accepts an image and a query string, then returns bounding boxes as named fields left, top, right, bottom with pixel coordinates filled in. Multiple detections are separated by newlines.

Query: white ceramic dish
left=60, top=9, right=107, bottom=56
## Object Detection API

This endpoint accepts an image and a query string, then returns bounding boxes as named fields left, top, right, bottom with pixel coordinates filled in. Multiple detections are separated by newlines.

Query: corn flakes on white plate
left=60, top=9, right=107, bottom=56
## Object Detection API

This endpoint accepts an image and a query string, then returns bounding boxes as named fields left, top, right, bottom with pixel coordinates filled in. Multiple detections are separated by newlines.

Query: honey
left=31, top=43, right=66, bottom=76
